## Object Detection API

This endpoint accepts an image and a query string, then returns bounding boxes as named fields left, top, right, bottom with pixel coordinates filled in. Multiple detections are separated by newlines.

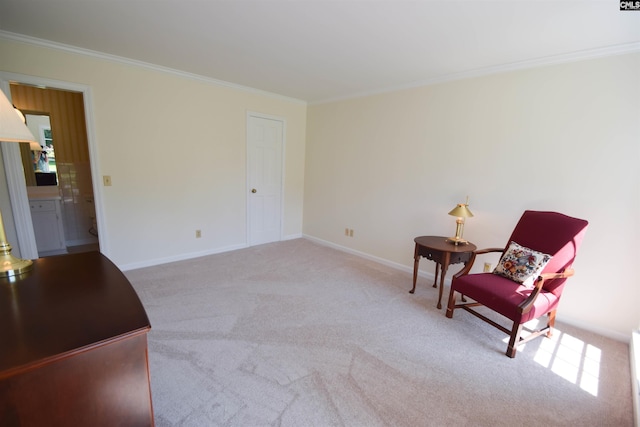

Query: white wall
left=304, top=53, right=640, bottom=339
left=2, top=35, right=638, bottom=339
left=0, top=37, right=307, bottom=270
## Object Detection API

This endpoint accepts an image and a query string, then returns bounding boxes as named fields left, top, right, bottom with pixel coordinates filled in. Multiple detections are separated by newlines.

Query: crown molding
left=2, top=30, right=638, bottom=107
left=0, top=30, right=307, bottom=106
left=312, top=41, right=640, bottom=105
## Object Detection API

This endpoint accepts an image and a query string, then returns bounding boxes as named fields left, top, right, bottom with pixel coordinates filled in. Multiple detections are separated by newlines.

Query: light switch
left=103, top=175, right=112, bottom=186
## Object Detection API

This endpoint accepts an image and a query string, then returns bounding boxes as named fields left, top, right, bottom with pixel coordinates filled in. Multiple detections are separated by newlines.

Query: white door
left=247, top=114, right=283, bottom=246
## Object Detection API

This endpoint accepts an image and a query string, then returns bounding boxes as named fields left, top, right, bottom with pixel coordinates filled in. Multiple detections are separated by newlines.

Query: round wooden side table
left=410, top=236, right=477, bottom=309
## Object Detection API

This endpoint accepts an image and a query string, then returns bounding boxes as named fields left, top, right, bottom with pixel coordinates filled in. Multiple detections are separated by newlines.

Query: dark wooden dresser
left=0, top=252, right=154, bottom=426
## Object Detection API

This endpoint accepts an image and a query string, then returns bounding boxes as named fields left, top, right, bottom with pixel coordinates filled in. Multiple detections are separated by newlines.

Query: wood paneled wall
left=10, top=83, right=89, bottom=164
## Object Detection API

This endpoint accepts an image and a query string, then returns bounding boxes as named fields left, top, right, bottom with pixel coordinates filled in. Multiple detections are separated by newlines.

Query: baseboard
left=632, top=330, right=640, bottom=427
left=38, top=248, right=68, bottom=257
left=302, top=234, right=436, bottom=283
left=66, top=237, right=99, bottom=247
left=283, top=233, right=303, bottom=241
left=119, top=242, right=248, bottom=271
left=120, top=234, right=299, bottom=272
left=553, top=314, right=630, bottom=343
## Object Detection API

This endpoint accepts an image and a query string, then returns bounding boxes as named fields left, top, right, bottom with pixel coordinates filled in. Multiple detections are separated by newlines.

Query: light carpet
left=125, top=238, right=633, bottom=426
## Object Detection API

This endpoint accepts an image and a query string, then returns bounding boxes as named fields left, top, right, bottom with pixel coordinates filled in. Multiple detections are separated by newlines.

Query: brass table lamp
left=446, top=199, right=474, bottom=245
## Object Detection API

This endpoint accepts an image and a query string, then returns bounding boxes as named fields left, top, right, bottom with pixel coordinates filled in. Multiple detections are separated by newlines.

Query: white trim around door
left=0, top=72, right=108, bottom=258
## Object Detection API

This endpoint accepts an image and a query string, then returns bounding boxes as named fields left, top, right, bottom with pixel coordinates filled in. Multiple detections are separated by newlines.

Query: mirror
left=20, top=113, right=58, bottom=186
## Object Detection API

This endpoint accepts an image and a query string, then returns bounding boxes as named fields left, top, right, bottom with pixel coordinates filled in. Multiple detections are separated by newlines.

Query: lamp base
left=446, top=237, right=468, bottom=245
left=0, top=252, right=33, bottom=278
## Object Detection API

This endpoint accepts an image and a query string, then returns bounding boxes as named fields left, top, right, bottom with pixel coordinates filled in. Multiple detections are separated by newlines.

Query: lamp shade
left=0, top=89, right=36, bottom=277
left=448, top=203, right=474, bottom=218
left=0, top=90, right=37, bottom=144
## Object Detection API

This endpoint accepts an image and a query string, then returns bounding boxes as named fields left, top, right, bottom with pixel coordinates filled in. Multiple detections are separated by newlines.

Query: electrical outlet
left=103, top=175, right=112, bottom=186
left=195, top=230, right=202, bottom=238
left=483, top=262, right=491, bottom=272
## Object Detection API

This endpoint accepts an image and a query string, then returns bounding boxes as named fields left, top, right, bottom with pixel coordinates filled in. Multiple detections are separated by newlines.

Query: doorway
left=0, top=72, right=104, bottom=259
left=247, top=113, right=284, bottom=246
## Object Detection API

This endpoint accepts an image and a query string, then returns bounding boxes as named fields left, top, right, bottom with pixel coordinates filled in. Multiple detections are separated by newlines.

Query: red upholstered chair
left=445, top=211, right=588, bottom=358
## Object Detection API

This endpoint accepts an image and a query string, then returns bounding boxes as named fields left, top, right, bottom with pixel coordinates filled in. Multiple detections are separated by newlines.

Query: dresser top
left=0, top=252, right=151, bottom=376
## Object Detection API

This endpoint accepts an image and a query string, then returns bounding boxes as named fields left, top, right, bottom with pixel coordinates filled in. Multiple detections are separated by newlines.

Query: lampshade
left=0, top=92, right=38, bottom=144
left=0, top=89, right=37, bottom=277
left=448, top=203, right=474, bottom=218
left=14, top=105, right=26, bottom=123
left=11, top=104, right=41, bottom=151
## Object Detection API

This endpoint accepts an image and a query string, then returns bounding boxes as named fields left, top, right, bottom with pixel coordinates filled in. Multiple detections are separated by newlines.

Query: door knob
left=251, top=189, right=257, bottom=193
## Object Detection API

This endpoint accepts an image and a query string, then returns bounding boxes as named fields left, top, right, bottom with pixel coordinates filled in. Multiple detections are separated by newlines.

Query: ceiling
left=1, top=0, right=639, bottom=104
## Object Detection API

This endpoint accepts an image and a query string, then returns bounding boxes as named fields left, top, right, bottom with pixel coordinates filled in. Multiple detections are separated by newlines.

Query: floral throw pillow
left=493, top=241, right=552, bottom=287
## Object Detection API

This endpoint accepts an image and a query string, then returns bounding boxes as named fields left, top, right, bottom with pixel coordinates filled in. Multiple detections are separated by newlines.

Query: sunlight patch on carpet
left=529, top=330, right=601, bottom=397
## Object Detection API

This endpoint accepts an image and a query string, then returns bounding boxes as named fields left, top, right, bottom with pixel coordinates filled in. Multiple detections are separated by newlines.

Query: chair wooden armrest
left=452, top=247, right=504, bottom=280
left=518, top=269, right=575, bottom=314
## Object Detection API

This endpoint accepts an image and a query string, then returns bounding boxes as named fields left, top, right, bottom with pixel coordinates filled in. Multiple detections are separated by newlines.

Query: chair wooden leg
left=506, top=322, right=523, bottom=358
left=445, top=288, right=457, bottom=318
left=546, top=310, right=556, bottom=338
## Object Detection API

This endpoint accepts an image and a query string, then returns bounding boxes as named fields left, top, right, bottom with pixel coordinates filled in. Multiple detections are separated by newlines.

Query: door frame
left=0, top=72, right=107, bottom=257
left=246, top=111, right=286, bottom=246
